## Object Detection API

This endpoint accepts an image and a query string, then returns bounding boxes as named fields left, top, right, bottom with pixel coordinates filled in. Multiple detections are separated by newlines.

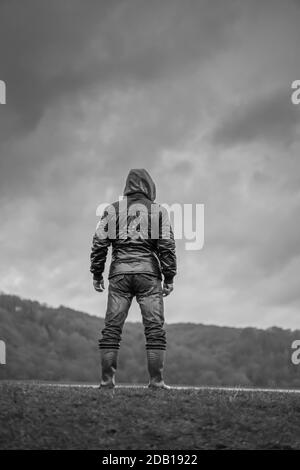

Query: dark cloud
left=211, top=89, right=300, bottom=147
left=0, top=0, right=238, bottom=141
left=0, top=0, right=239, bottom=198
left=0, top=0, right=117, bottom=137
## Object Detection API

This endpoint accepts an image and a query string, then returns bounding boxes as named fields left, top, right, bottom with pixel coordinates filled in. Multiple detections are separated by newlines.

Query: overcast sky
left=0, top=0, right=300, bottom=328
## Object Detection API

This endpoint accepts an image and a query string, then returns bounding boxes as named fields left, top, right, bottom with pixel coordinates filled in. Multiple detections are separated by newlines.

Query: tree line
left=0, top=294, right=300, bottom=387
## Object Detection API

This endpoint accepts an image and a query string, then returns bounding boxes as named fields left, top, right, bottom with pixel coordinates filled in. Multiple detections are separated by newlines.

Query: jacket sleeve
left=90, top=208, right=112, bottom=281
left=157, top=206, right=177, bottom=284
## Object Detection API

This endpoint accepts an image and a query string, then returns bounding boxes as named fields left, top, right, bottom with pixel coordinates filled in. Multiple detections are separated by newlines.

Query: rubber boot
left=99, top=349, right=118, bottom=388
left=147, top=349, right=171, bottom=389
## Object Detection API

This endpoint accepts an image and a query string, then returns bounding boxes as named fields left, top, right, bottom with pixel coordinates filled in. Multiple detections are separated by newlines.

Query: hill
left=0, top=293, right=300, bottom=387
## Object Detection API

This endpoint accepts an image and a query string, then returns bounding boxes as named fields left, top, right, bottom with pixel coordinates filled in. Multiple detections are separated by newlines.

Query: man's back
left=91, top=168, right=176, bottom=283
left=90, top=169, right=177, bottom=389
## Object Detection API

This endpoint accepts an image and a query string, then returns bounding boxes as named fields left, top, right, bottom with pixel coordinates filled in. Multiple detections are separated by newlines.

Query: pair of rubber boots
left=99, top=348, right=170, bottom=389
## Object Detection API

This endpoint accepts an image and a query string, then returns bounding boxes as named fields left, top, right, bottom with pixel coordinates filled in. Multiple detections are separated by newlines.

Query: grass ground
left=0, top=382, right=299, bottom=449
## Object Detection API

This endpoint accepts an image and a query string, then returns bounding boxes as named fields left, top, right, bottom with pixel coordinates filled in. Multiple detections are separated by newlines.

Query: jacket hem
left=108, top=271, right=162, bottom=280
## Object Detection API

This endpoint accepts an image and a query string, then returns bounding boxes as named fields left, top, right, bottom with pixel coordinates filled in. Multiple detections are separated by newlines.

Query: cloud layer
left=1, top=0, right=300, bottom=328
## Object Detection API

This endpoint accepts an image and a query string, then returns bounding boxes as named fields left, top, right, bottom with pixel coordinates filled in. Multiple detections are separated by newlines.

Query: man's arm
left=157, top=207, right=177, bottom=294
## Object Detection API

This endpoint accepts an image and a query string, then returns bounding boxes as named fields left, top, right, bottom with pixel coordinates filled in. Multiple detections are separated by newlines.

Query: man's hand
left=93, top=278, right=105, bottom=292
left=162, top=282, right=174, bottom=297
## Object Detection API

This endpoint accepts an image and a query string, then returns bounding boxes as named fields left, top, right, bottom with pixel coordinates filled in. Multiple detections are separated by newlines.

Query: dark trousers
left=99, top=274, right=166, bottom=350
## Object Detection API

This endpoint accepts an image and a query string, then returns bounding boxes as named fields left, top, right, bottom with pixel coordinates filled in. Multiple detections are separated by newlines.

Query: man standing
left=90, top=169, right=177, bottom=389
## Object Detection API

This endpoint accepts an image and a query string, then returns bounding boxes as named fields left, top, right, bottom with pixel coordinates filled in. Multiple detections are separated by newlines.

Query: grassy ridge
left=0, top=382, right=299, bottom=449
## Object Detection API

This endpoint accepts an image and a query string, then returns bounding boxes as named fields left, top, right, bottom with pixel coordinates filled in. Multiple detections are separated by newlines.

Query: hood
left=123, top=169, right=156, bottom=201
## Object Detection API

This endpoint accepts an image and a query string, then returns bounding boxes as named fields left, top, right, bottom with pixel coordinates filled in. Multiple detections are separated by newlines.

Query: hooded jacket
left=90, top=169, right=177, bottom=283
